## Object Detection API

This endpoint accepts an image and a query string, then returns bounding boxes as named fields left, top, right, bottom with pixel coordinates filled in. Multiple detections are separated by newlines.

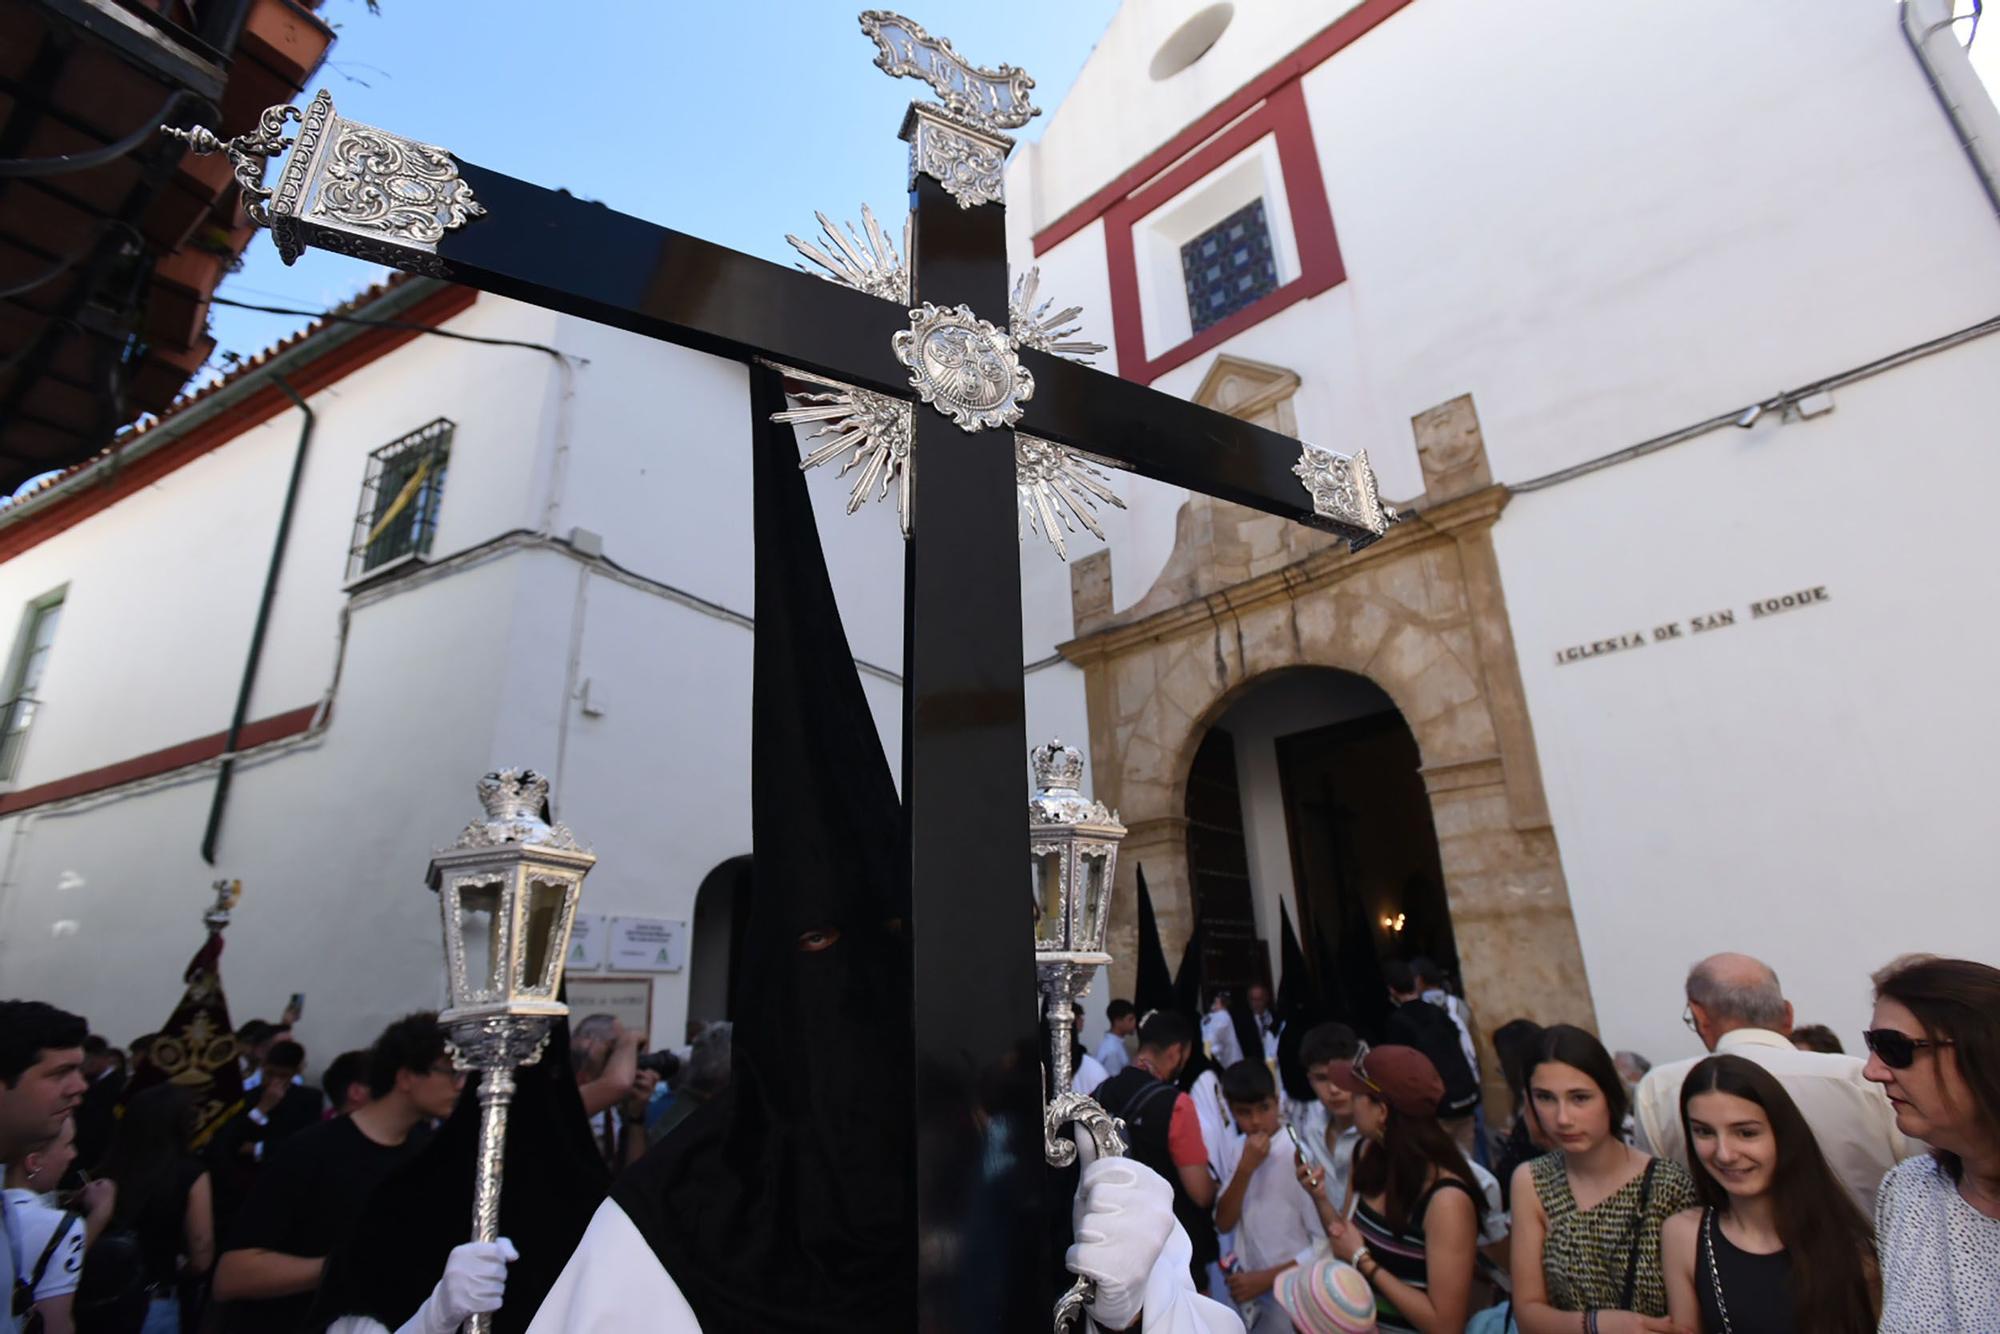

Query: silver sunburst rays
left=1016, top=436, right=1126, bottom=560
left=774, top=212, right=1120, bottom=558
left=769, top=365, right=917, bottom=537
left=1010, top=268, right=1106, bottom=364
left=785, top=205, right=910, bottom=303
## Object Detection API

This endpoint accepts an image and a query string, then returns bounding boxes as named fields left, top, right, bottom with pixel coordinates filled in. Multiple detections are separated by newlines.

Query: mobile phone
left=286, top=992, right=305, bottom=1019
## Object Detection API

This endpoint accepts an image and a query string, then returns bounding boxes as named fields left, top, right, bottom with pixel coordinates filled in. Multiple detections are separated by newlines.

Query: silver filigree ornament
left=903, top=103, right=1012, bottom=209
left=163, top=89, right=482, bottom=277
left=785, top=205, right=911, bottom=303
left=1291, top=444, right=1396, bottom=543
left=767, top=364, right=917, bottom=537
left=1016, top=435, right=1125, bottom=560
left=859, top=10, right=1040, bottom=133
left=1009, top=267, right=1107, bottom=365
left=894, top=302, right=1033, bottom=432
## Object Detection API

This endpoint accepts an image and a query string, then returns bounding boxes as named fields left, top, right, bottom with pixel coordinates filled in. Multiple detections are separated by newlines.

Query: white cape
left=526, top=1199, right=1245, bottom=1333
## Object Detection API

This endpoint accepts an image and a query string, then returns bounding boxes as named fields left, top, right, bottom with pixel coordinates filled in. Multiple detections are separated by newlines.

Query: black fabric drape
left=1132, top=863, right=1176, bottom=1017
left=1274, top=901, right=1320, bottom=1101
left=310, top=1019, right=608, bottom=1334
left=610, top=363, right=915, bottom=1331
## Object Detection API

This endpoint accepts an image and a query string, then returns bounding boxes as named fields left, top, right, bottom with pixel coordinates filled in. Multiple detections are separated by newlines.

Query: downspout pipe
left=1901, top=0, right=2000, bottom=226
left=201, top=374, right=314, bottom=864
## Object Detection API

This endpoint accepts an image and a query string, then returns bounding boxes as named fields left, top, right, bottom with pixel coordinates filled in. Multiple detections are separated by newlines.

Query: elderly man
left=1632, top=952, right=1911, bottom=1212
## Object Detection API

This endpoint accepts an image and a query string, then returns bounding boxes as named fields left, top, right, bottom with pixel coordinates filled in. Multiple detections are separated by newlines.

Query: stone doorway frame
left=1060, top=362, right=1597, bottom=1097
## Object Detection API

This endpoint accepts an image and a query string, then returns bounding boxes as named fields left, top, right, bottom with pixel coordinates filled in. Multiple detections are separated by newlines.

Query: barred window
left=1180, top=199, right=1280, bottom=334
left=349, top=418, right=453, bottom=580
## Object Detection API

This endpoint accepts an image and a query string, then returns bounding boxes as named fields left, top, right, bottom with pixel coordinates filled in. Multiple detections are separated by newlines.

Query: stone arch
left=1061, top=387, right=1594, bottom=1099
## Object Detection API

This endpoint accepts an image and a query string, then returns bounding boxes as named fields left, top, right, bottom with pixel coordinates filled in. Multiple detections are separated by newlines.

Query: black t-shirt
left=133, top=1157, right=207, bottom=1287
left=1384, top=1000, right=1480, bottom=1117
left=220, top=1115, right=425, bottom=1333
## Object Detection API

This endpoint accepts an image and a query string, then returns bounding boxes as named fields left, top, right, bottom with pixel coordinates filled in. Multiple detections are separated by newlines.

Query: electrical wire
left=207, top=293, right=577, bottom=362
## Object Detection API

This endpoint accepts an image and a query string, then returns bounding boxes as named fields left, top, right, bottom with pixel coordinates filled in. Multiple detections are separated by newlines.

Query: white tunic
left=526, top=1198, right=1246, bottom=1332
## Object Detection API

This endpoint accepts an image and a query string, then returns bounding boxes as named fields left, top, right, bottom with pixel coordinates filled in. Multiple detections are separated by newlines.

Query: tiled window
left=349, top=418, right=453, bottom=581
left=1180, top=199, right=1279, bottom=334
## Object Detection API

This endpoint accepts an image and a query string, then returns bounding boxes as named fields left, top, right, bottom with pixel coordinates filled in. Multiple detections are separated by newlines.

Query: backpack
left=70, top=1228, right=149, bottom=1334
left=1388, top=1000, right=1481, bottom=1117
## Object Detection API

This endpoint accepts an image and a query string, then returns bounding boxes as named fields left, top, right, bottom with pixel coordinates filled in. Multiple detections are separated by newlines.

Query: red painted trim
left=1032, top=0, right=1418, bottom=256
left=0, top=285, right=480, bottom=566
left=1103, top=79, right=1346, bottom=384
left=0, top=702, right=324, bottom=817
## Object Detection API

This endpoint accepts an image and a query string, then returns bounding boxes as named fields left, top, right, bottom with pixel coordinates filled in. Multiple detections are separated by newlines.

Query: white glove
left=403, top=1238, right=519, bottom=1334
left=1067, top=1158, right=1176, bottom=1332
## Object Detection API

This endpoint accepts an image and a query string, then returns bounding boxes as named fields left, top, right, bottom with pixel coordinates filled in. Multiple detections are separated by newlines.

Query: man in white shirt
left=1632, top=951, right=1912, bottom=1213
left=1096, top=999, right=1137, bottom=1079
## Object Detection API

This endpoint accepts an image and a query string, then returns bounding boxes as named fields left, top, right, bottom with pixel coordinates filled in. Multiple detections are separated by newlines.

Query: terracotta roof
left=2, top=271, right=419, bottom=511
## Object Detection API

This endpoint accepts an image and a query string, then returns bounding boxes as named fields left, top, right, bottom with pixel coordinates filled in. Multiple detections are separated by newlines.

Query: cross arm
left=435, top=163, right=911, bottom=396
left=1017, top=349, right=1390, bottom=546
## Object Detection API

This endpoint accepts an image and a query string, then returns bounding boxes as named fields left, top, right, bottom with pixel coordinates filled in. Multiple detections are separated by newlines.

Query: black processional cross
left=169, top=13, right=1391, bottom=1329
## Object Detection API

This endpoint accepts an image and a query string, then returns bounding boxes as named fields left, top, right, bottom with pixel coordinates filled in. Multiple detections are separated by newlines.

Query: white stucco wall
left=1008, top=0, right=2000, bottom=1062
left=0, top=290, right=916, bottom=1061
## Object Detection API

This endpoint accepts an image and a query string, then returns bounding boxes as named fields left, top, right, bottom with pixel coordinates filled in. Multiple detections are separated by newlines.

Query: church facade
left=1007, top=0, right=2000, bottom=1071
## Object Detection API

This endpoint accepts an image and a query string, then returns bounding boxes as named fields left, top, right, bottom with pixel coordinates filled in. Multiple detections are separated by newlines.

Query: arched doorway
left=1187, top=668, right=1461, bottom=1039
left=687, top=855, right=751, bottom=1026
left=1059, top=385, right=1598, bottom=1108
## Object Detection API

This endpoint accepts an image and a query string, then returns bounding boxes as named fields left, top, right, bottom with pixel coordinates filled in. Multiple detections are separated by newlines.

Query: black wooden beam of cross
left=170, top=35, right=1390, bottom=1330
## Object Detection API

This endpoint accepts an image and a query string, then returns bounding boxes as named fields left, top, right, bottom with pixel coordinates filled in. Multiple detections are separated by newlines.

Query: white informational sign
left=564, top=913, right=606, bottom=971
left=566, top=976, right=654, bottom=1047
left=608, top=916, right=687, bottom=973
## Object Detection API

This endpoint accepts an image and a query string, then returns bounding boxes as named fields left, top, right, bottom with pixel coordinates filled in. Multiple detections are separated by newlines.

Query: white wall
left=1010, top=0, right=2000, bottom=1060
left=1495, top=335, right=2000, bottom=1066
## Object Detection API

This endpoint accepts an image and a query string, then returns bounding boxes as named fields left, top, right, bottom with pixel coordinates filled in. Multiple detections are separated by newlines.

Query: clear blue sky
left=206, top=0, right=1122, bottom=365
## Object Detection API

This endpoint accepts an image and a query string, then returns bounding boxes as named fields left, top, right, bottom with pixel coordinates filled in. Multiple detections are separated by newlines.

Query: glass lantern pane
left=456, top=878, right=505, bottom=997
left=522, top=877, right=569, bottom=992
left=1077, top=851, right=1110, bottom=950
left=1033, top=848, right=1067, bottom=948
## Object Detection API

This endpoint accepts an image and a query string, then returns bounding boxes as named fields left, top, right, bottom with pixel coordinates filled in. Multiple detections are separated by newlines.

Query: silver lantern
left=1029, top=739, right=1132, bottom=1332
left=1029, top=738, right=1125, bottom=1095
left=427, top=769, right=595, bottom=1334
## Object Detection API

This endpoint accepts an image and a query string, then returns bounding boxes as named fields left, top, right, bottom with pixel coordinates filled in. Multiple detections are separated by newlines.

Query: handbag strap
left=26, top=1208, right=80, bottom=1292
left=1618, top=1158, right=1659, bottom=1310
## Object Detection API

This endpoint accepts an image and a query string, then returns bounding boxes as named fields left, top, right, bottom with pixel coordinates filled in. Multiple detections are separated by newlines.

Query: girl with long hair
left=1660, top=1054, right=1878, bottom=1332
left=97, top=1083, right=213, bottom=1334
left=1509, top=1025, right=1696, bottom=1334
left=1296, top=1044, right=1483, bottom=1333
left=1863, top=954, right=2000, bottom=1331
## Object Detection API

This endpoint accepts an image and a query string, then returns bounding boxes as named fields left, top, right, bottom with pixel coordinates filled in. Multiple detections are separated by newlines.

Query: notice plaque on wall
left=564, top=913, right=606, bottom=971
left=566, top=975, right=654, bottom=1046
left=608, top=916, right=687, bottom=972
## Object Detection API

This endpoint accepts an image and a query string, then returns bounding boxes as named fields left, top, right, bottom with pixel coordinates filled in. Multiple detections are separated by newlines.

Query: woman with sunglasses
left=1660, top=1054, right=1878, bottom=1333
left=1509, top=1025, right=1696, bottom=1334
left=1863, top=954, right=2000, bottom=1332
left=1296, top=1044, right=1484, bottom=1333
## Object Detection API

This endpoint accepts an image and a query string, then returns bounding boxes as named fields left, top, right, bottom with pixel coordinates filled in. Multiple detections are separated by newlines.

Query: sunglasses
left=1862, top=1028, right=1954, bottom=1070
left=1349, top=1040, right=1383, bottom=1094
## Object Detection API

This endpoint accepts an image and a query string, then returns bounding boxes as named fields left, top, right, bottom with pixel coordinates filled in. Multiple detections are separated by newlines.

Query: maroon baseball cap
left=1328, top=1044, right=1445, bottom=1117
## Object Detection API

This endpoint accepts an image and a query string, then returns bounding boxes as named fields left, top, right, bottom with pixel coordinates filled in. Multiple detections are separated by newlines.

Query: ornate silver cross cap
left=901, top=103, right=1013, bottom=209
left=1292, top=444, right=1396, bottom=543
left=162, top=89, right=482, bottom=276
left=893, top=302, right=1034, bottom=432
left=860, top=11, right=1039, bottom=132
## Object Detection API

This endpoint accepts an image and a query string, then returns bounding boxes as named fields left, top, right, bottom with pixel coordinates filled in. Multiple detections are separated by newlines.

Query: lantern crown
left=449, top=769, right=582, bottom=852
left=1029, top=739, right=1122, bottom=832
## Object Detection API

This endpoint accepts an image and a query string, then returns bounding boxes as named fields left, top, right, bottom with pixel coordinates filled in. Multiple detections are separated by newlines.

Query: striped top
left=1351, top=1177, right=1480, bottom=1334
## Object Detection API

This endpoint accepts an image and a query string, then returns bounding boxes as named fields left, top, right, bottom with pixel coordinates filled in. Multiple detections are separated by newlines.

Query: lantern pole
left=1027, top=740, right=1132, bottom=1332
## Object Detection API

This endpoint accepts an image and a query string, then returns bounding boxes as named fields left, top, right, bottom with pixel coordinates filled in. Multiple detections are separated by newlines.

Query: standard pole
left=463, top=1065, right=516, bottom=1334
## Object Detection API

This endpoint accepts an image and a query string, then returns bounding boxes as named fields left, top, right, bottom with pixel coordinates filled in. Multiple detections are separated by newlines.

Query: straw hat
left=1272, top=1256, right=1378, bottom=1333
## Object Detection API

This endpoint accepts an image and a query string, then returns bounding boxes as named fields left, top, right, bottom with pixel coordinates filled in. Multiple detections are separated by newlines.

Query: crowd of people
left=1084, top=950, right=2000, bottom=1333
left=0, top=1003, right=728, bottom=1334
left=1, top=948, right=1995, bottom=1332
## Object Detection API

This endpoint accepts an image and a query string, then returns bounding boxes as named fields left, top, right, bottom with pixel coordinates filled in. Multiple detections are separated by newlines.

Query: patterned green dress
left=1531, top=1152, right=1698, bottom=1318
